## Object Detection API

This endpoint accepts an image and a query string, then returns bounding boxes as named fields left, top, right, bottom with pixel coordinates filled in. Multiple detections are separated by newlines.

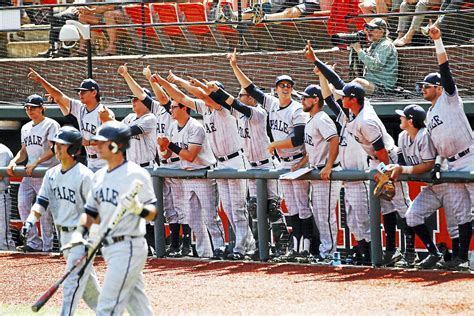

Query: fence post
left=256, top=178, right=269, bottom=261
left=369, top=179, right=383, bottom=266
left=140, top=1, right=146, bottom=55
left=153, top=174, right=166, bottom=258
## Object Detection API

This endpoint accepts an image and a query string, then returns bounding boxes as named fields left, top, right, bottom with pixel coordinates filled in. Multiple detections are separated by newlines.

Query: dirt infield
left=1, top=253, right=473, bottom=315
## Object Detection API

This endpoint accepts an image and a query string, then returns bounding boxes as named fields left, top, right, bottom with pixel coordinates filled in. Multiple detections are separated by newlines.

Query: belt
left=217, top=149, right=243, bottom=162
left=316, top=162, right=340, bottom=170
left=140, top=161, right=156, bottom=167
left=56, top=225, right=76, bottom=232
left=103, top=235, right=138, bottom=247
left=281, top=153, right=304, bottom=162
left=160, top=157, right=180, bottom=164
left=447, top=148, right=470, bottom=162
left=88, top=154, right=98, bottom=159
left=250, top=157, right=274, bottom=167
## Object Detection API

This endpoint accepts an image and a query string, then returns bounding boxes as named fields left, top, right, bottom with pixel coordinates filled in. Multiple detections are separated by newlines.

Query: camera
left=331, top=30, right=367, bottom=47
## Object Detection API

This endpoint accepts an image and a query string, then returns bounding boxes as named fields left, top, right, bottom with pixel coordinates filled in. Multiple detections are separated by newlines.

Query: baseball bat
left=31, top=180, right=143, bottom=312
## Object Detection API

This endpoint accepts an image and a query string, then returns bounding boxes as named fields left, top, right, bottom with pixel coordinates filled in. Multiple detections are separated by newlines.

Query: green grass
left=0, top=304, right=94, bottom=316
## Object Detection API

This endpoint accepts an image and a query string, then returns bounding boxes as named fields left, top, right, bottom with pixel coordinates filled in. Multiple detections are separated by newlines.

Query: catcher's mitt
left=373, top=172, right=396, bottom=201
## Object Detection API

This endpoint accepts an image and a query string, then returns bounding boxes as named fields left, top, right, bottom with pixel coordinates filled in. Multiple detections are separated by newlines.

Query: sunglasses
left=78, top=90, right=92, bottom=94
left=277, top=83, right=293, bottom=89
left=238, top=93, right=249, bottom=98
left=422, top=84, right=437, bottom=89
left=24, top=105, right=41, bottom=111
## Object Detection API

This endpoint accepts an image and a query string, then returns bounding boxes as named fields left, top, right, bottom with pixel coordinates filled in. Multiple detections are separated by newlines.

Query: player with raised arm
left=229, top=50, right=311, bottom=261
left=156, top=96, right=225, bottom=258
left=27, top=69, right=113, bottom=169
left=415, top=22, right=473, bottom=270
left=21, top=126, right=101, bottom=314
left=72, top=121, right=156, bottom=315
left=304, top=41, right=413, bottom=267
left=200, top=68, right=291, bottom=258
left=154, top=72, right=255, bottom=260
left=7, top=95, right=59, bottom=252
left=313, top=66, right=372, bottom=265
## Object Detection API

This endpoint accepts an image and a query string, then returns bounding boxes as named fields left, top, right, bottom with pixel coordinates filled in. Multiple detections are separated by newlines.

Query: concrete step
left=8, top=24, right=50, bottom=42
left=7, top=40, right=50, bottom=58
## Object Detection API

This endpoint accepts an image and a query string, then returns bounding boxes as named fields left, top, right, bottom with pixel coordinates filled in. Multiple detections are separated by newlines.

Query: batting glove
left=20, top=222, right=33, bottom=240
left=121, top=194, right=144, bottom=217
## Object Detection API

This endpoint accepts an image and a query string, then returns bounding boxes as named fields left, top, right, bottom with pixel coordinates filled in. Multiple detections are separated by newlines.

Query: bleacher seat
left=150, top=3, right=191, bottom=52
left=124, top=4, right=163, bottom=54
left=178, top=2, right=219, bottom=51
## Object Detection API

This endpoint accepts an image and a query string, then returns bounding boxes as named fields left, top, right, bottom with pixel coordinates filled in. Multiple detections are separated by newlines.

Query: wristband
left=434, top=38, right=446, bottom=54
left=76, top=225, right=89, bottom=237
left=26, top=213, right=37, bottom=224
left=168, top=143, right=182, bottom=155
left=401, top=166, right=414, bottom=174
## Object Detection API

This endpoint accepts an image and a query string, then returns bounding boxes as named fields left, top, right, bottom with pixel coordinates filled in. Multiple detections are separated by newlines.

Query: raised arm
left=143, top=66, right=170, bottom=105
left=427, top=22, right=455, bottom=95
left=304, top=40, right=346, bottom=90
left=27, top=68, right=71, bottom=115
left=227, top=48, right=266, bottom=104
left=208, top=86, right=252, bottom=117
left=151, top=74, right=197, bottom=111
left=118, top=64, right=148, bottom=99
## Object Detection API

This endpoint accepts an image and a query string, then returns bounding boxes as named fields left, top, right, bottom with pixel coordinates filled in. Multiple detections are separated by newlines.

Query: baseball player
left=20, top=126, right=101, bottom=314
left=200, top=73, right=290, bottom=258
left=386, top=105, right=463, bottom=269
left=0, top=142, right=15, bottom=251
left=415, top=23, right=473, bottom=270
left=143, top=66, right=192, bottom=257
left=159, top=71, right=256, bottom=260
left=7, top=95, right=59, bottom=252
left=229, top=53, right=311, bottom=260
left=299, top=84, right=342, bottom=261
left=304, top=43, right=413, bottom=266
left=27, top=68, right=114, bottom=169
left=313, top=65, right=372, bottom=265
left=156, top=96, right=226, bottom=258
left=72, top=121, right=156, bottom=315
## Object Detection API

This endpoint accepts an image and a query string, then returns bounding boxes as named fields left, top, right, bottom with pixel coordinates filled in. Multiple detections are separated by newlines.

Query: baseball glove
left=373, top=173, right=396, bottom=201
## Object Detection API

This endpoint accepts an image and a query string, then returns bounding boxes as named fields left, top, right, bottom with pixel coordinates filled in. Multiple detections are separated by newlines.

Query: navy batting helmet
left=92, top=121, right=131, bottom=154
left=51, top=126, right=83, bottom=157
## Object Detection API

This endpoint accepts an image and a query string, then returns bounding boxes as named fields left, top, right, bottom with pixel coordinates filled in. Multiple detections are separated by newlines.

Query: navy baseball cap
left=300, top=84, right=323, bottom=99
left=275, top=75, right=294, bottom=86
left=75, top=79, right=100, bottom=92
left=416, top=73, right=441, bottom=86
left=214, top=81, right=225, bottom=90
left=24, top=94, right=44, bottom=107
left=127, top=88, right=153, bottom=99
left=335, top=82, right=365, bottom=99
left=395, top=104, right=426, bottom=124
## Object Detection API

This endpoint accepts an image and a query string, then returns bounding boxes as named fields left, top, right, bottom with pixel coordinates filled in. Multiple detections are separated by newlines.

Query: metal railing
left=1, top=166, right=472, bottom=266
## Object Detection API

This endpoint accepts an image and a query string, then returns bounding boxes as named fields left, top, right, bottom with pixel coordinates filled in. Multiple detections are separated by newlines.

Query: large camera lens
left=331, top=30, right=367, bottom=46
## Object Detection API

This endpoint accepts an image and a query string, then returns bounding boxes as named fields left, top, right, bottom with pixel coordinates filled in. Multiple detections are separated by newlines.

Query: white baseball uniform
left=69, top=100, right=114, bottom=169
left=122, top=112, right=157, bottom=167
left=169, top=117, right=226, bottom=257
left=32, top=162, right=100, bottom=315
left=194, top=99, right=255, bottom=256
left=0, top=144, right=15, bottom=250
left=229, top=105, right=280, bottom=198
left=400, top=129, right=463, bottom=238
left=304, top=110, right=342, bottom=257
left=345, top=100, right=410, bottom=216
left=329, top=97, right=371, bottom=243
left=261, top=94, right=311, bottom=219
left=85, top=161, right=155, bottom=315
left=18, top=117, right=59, bottom=251
left=426, top=87, right=473, bottom=224
left=150, top=100, right=187, bottom=227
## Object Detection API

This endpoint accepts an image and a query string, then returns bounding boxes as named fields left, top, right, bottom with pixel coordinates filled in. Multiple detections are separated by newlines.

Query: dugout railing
left=1, top=166, right=472, bottom=266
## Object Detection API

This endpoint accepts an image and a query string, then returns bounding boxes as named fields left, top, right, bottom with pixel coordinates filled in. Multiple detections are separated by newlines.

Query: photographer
left=351, top=18, right=399, bottom=96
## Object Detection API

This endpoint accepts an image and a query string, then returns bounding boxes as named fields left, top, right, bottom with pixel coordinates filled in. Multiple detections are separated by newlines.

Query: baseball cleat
left=394, top=251, right=418, bottom=268
left=382, top=249, right=402, bottom=267
left=415, top=253, right=443, bottom=270
left=212, top=248, right=226, bottom=260
left=439, top=257, right=470, bottom=271
left=227, top=252, right=246, bottom=260
left=180, top=246, right=192, bottom=257
left=16, top=245, right=42, bottom=253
